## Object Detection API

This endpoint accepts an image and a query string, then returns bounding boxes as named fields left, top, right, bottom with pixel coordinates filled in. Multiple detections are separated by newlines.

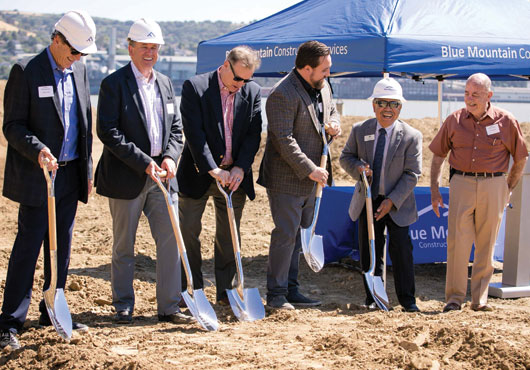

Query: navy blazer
left=95, top=63, right=183, bottom=199
left=177, top=70, right=262, bottom=200
left=2, top=49, right=93, bottom=207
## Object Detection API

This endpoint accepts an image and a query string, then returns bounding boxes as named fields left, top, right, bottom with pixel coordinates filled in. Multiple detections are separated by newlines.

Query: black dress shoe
left=217, top=297, right=230, bottom=306
left=403, top=304, right=420, bottom=312
left=286, top=292, right=321, bottom=307
left=0, top=329, right=20, bottom=350
left=442, top=302, right=461, bottom=312
left=39, top=313, right=88, bottom=331
left=114, top=309, right=133, bottom=324
left=158, top=311, right=194, bottom=324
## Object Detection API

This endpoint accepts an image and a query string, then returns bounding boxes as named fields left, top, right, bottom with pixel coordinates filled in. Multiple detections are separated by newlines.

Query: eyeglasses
left=374, top=100, right=402, bottom=109
left=60, top=35, right=88, bottom=57
left=228, top=60, right=253, bottom=83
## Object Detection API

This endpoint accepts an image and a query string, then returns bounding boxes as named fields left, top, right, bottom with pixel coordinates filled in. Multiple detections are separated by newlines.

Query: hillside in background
left=0, top=10, right=244, bottom=78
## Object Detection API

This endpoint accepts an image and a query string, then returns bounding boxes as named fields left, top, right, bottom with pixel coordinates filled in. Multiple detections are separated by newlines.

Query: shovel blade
left=43, top=288, right=72, bottom=340
left=363, top=273, right=390, bottom=312
left=300, top=229, right=325, bottom=272
left=182, top=289, right=219, bottom=331
left=227, top=287, right=265, bottom=322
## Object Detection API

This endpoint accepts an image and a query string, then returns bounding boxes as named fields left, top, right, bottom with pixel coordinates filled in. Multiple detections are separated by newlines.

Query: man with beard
left=258, top=40, right=341, bottom=310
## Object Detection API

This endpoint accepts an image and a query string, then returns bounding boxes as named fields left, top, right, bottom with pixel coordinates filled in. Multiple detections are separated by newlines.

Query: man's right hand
left=39, top=148, right=58, bottom=171
left=145, top=161, right=163, bottom=181
left=309, top=167, right=328, bottom=187
left=209, top=167, right=230, bottom=187
left=431, top=186, right=444, bottom=218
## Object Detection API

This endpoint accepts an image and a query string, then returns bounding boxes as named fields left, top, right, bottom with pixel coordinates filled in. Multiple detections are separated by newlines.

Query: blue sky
left=0, top=0, right=301, bottom=22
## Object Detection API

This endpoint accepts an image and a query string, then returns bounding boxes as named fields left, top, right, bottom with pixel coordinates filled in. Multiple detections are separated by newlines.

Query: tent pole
left=437, top=79, right=443, bottom=126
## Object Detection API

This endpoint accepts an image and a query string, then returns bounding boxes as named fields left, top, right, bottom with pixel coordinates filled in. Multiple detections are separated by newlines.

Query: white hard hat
left=128, top=18, right=165, bottom=45
left=54, top=10, right=97, bottom=54
left=369, top=77, right=406, bottom=101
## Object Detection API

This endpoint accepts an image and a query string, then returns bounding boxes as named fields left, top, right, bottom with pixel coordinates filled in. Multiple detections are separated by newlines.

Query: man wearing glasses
left=176, top=46, right=262, bottom=305
left=0, top=10, right=97, bottom=349
left=340, top=77, right=422, bottom=312
left=95, top=19, right=188, bottom=325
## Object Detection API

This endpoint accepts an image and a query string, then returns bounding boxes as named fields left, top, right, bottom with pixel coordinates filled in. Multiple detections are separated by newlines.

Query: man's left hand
left=228, top=166, right=244, bottom=191
left=325, top=122, right=341, bottom=137
left=161, top=157, right=177, bottom=179
left=375, top=198, right=393, bottom=221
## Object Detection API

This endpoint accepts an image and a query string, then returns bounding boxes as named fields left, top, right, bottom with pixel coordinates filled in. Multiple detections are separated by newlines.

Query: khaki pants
left=445, top=174, right=509, bottom=306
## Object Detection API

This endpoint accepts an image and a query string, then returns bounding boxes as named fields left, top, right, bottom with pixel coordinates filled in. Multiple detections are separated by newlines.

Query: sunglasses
left=374, top=100, right=402, bottom=109
left=60, top=35, right=88, bottom=57
left=228, top=60, right=253, bottom=83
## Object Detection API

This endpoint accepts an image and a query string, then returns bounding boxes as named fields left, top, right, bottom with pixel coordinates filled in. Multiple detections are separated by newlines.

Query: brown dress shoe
left=442, top=302, right=461, bottom=312
left=471, top=304, right=493, bottom=312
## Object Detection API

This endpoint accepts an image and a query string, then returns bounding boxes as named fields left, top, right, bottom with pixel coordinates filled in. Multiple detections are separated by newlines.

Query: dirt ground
left=0, top=79, right=530, bottom=369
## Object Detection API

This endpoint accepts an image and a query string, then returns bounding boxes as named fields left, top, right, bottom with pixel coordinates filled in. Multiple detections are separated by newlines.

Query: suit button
left=220, top=155, right=224, bottom=159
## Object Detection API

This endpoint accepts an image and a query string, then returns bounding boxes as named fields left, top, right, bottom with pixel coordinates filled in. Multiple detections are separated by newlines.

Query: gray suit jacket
left=258, top=70, right=339, bottom=196
left=340, top=118, right=422, bottom=227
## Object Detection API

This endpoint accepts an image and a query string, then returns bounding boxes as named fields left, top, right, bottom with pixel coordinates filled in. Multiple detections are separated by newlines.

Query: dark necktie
left=371, top=128, right=387, bottom=198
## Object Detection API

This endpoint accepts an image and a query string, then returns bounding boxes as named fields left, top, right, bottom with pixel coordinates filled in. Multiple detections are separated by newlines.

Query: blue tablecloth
left=316, top=186, right=451, bottom=265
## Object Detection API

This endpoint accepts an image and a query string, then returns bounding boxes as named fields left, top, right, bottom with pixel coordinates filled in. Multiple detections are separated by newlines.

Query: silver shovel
left=153, top=173, right=219, bottom=331
left=216, top=181, right=265, bottom=322
left=361, top=171, right=390, bottom=311
left=42, top=161, right=73, bottom=340
left=300, top=133, right=333, bottom=273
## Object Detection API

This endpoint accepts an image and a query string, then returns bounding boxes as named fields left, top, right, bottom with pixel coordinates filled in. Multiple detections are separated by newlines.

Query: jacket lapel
left=231, top=90, right=248, bottom=147
left=289, top=72, right=321, bottom=136
left=364, top=118, right=377, bottom=165
left=125, top=63, right=149, bottom=134
left=385, top=120, right=403, bottom=171
left=206, top=71, right=225, bottom=140
left=36, top=50, right=64, bottom=130
left=72, top=63, right=87, bottom=133
left=155, top=71, right=169, bottom=146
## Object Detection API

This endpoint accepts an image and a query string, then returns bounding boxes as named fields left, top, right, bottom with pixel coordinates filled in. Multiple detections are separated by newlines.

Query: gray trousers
left=179, top=181, right=246, bottom=301
left=109, top=177, right=181, bottom=315
left=266, top=189, right=316, bottom=300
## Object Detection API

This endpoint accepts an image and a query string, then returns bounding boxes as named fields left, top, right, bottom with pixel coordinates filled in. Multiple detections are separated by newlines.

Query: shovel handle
left=152, top=174, right=196, bottom=295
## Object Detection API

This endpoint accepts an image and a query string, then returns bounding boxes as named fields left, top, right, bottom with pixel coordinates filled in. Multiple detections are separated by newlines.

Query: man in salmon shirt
left=429, top=73, right=528, bottom=313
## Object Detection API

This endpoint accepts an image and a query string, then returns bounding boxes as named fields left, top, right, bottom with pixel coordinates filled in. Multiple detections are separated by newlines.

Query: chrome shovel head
left=227, top=287, right=265, bottom=322
left=300, top=228, right=325, bottom=272
left=182, top=289, right=219, bottom=331
left=43, top=288, right=72, bottom=340
left=363, top=273, right=390, bottom=312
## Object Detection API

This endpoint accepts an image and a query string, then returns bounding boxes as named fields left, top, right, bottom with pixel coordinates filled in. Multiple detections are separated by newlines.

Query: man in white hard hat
left=176, top=45, right=262, bottom=306
left=340, top=77, right=422, bottom=312
left=95, top=19, right=189, bottom=325
left=0, top=10, right=97, bottom=349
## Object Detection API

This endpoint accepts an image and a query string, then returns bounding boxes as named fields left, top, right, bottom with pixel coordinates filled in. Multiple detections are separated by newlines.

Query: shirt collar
left=130, top=61, right=156, bottom=84
left=217, top=67, right=238, bottom=95
left=294, top=68, right=320, bottom=97
left=46, top=46, right=73, bottom=74
left=376, top=121, right=396, bottom=135
left=465, top=102, right=493, bottom=122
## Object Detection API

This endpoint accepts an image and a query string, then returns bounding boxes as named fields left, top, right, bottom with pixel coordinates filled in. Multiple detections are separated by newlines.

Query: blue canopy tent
left=197, top=0, right=530, bottom=80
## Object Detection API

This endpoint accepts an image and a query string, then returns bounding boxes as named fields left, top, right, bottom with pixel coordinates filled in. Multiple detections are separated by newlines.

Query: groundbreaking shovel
left=153, top=173, right=219, bottom=331
left=216, top=181, right=265, bottom=322
left=42, top=160, right=73, bottom=341
left=361, top=171, right=390, bottom=311
left=300, top=132, right=333, bottom=273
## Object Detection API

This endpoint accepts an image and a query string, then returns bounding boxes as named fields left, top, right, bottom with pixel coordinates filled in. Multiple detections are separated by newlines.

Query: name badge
left=166, top=103, right=174, bottom=115
left=486, top=124, right=500, bottom=135
left=38, top=86, right=54, bottom=98
left=364, top=134, right=375, bottom=142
